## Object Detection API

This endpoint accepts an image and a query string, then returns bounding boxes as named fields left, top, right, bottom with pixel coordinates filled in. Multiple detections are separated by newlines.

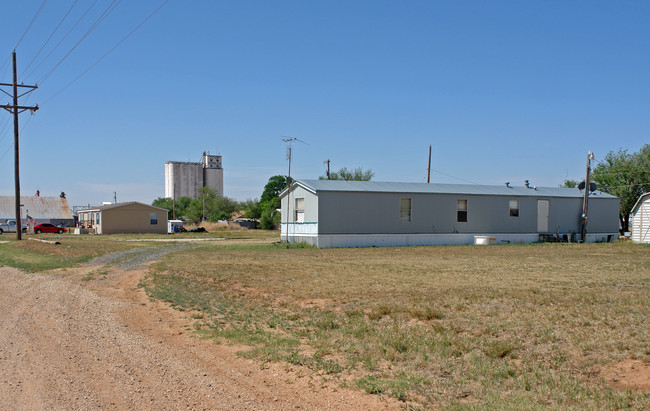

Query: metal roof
left=0, top=196, right=73, bottom=219
left=290, top=179, right=618, bottom=199
left=77, top=201, right=168, bottom=213
left=631, top=192, right=650, bottom=214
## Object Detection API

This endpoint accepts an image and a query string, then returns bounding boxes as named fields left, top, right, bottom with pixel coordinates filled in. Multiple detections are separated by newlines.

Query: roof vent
left=505, top=182, right=511, bottom=188
left=524, top=180, right=530, bottom=188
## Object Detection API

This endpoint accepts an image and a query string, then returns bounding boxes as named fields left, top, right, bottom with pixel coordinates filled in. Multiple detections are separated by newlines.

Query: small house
left=77, top=202, right=168, bottom=234
left=630, top=193, right=650, bottom=243
left=279, top=179, right=620, bottom=248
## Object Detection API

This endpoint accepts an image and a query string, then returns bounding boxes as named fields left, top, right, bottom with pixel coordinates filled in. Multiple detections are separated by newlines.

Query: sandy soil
left=0, top=260, right=400, bottom=410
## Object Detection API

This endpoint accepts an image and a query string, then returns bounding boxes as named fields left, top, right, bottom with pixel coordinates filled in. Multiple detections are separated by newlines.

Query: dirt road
left=0, top=246, right=399, bottom=410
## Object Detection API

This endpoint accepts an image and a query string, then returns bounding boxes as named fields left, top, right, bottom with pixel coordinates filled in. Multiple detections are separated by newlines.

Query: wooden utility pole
left=0, top=51, right=39, bottom=240
left=324, top=159, right=330, bottom=180
left=172, top=182, right=176, bottom=220
left=282, top=138, right=296, bottom=243
left=427, top=145, right=431, bottom=183
left=580, top=150, right=594, bottom=243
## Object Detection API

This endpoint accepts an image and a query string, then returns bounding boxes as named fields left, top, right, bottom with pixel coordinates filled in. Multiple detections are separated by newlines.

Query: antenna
left=281, top=136, right=307, bottom=243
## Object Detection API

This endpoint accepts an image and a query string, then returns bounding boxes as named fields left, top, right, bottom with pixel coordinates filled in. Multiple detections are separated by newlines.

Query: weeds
left=139, top=241, right=650, bottom=409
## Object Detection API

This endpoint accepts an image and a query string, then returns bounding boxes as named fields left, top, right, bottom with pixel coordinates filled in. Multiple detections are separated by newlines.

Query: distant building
left=0, top=196, right=73, bottom=226
left=165, top=151, right=223, bottom=199
left=77, top=202, right=168, bottom=235
left=280, top=179, right=620, bottom=248
left=630, top=193, right=650, bottom=243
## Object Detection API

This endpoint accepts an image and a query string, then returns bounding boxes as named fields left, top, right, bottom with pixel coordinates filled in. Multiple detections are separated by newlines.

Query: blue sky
left=0, top=1, right=648, bottom=206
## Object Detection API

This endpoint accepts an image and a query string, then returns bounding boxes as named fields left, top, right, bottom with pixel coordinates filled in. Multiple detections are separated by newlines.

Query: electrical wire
left=14, top=0, right=49, bottom=50
left=0, top=115, right=11, bottom=144
left=0, top=55, right=10, bottom=80
left=42, top=0, right=170, bottom=105
left=21, top=0, right=79, bottom=79
left=429, top=168, right=478, bottom=184
left=0, top=142, right=12, bottom=161
left=24, top=0, right=100, bottom=81
left=0, top=114, right=35, bottom=162
left=597, top=182, right=650, bottom=190
left=38, top=0, right=122, bottom=85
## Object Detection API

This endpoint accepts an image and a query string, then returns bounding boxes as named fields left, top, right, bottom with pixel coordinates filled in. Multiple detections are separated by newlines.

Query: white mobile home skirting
left=280, top=232, right=618, bottom=248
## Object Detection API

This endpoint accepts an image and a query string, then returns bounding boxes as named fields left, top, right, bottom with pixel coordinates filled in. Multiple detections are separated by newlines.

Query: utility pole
left=0, top=51, right=39, bottom=240
left=172, top=181, right=176, bottom=220
left=580, top=150, right=595, bottom=243
left=427, top=145, right=431, bottom=183
left=324, top=159, right=330, bottom=180
left=282, top=137, right=297, bottom=243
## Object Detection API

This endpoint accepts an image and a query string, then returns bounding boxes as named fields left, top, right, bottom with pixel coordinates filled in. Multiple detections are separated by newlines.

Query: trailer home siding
left=631, top=193, right=650, bottom=243
left=280, top=180, right=619, bottom=248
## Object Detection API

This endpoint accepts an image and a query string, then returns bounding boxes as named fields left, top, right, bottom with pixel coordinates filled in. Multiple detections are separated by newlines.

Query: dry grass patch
left=0, top=235, right=153, bottom=272
left=141, top=242, right=650, bottom=408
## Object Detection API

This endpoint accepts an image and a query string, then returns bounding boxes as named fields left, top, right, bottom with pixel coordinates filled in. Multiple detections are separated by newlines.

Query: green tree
left=152, top=196, right=192, bottom=219
left=186, top=187, right=240, bottom=224
left=241, top=198, right=262, bottom=219
left=319, top=166, right=374, bottom=181
left=175, top=197, right=192, bottom=219
left=560, top=179, right=579, bottom=188
left=261, top=175, right=293, bottom=204
left=591, top=145, right=650, bottom=232
left=258, top=175, right=292, bottom=230
left=259, top=205, right=281, bottom=230
left=152, top=197, right=172, bottom=214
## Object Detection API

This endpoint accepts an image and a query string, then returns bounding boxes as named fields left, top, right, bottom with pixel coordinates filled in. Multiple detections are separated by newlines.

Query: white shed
left=630, top=193, right=650, bottom=243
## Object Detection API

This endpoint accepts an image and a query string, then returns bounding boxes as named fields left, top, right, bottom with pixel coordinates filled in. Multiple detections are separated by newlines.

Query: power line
left=38, top=0, right=122, bottom=85
left=598, top=182, right=650, bottom=190
left=43, top=0, right=170, bottom=104
left=0, top=110, right=34, bottom=161
left=0, top=55, right=10, bottom=81
left=0, top=115, right=11, bottom=144
left=429, top=168, right=478, bottom=184
left=0, top=142, right=12, bottom=161
left=14, top=0, right=49, bottom=50
left=24, top=0, right=100, bottom=81
left=21, top=0, right=79, bottom=78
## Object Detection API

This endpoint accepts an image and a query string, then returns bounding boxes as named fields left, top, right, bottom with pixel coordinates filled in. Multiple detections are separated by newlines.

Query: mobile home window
left=150, top=213, right=158, bottom=225
left=95, top=213, right=100, bottom=225
left=400, top=198, right=412, bottom=222
left=509, top=200, right=520, bottom=217
left=457, top=199, right=467, bottom=222
left=295, top=198, right=305, bottom=223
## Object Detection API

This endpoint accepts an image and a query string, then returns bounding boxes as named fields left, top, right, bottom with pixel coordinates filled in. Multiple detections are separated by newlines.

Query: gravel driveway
left=0, top=245, right=398, bottom=410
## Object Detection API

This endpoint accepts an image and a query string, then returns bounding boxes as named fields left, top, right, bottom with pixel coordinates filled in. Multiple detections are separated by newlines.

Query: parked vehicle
left=34, top=223, right=67, bottom=234
left=0, top=220, right=28, bottom=234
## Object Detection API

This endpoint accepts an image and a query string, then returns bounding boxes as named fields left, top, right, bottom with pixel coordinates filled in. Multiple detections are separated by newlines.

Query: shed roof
left=631, top=193, right=650, bottom=214
left=286, top=179, right=618, bottom=199
left=77, top=201, right=168, bottom=213
left=0, top=196, right=73, bottom=219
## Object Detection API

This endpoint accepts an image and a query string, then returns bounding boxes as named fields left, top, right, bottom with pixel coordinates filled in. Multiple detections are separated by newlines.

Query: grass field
left=141, top=241, right=650, bottom=409
left=2, top=232, right=648, bottom=408
left=0, top=228, right=276, bottom=272
left=0, top=235, right=150, bottom=272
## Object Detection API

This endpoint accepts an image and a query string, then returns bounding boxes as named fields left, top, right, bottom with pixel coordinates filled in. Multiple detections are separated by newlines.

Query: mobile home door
left=537, top=200, right=549, bottom=232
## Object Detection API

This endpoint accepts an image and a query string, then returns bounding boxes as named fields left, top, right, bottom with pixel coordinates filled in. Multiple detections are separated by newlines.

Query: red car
left=34, top=223, right=67, bottom=234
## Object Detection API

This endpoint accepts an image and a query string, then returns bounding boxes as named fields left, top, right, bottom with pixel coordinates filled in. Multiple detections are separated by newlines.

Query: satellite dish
left=578, top=181, right=586, bottom=190
left=589, top=182, right=597, bottom=192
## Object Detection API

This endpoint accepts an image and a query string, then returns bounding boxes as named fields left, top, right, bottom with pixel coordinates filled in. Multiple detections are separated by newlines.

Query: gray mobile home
left=280, top=179, right=620, bottom=248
